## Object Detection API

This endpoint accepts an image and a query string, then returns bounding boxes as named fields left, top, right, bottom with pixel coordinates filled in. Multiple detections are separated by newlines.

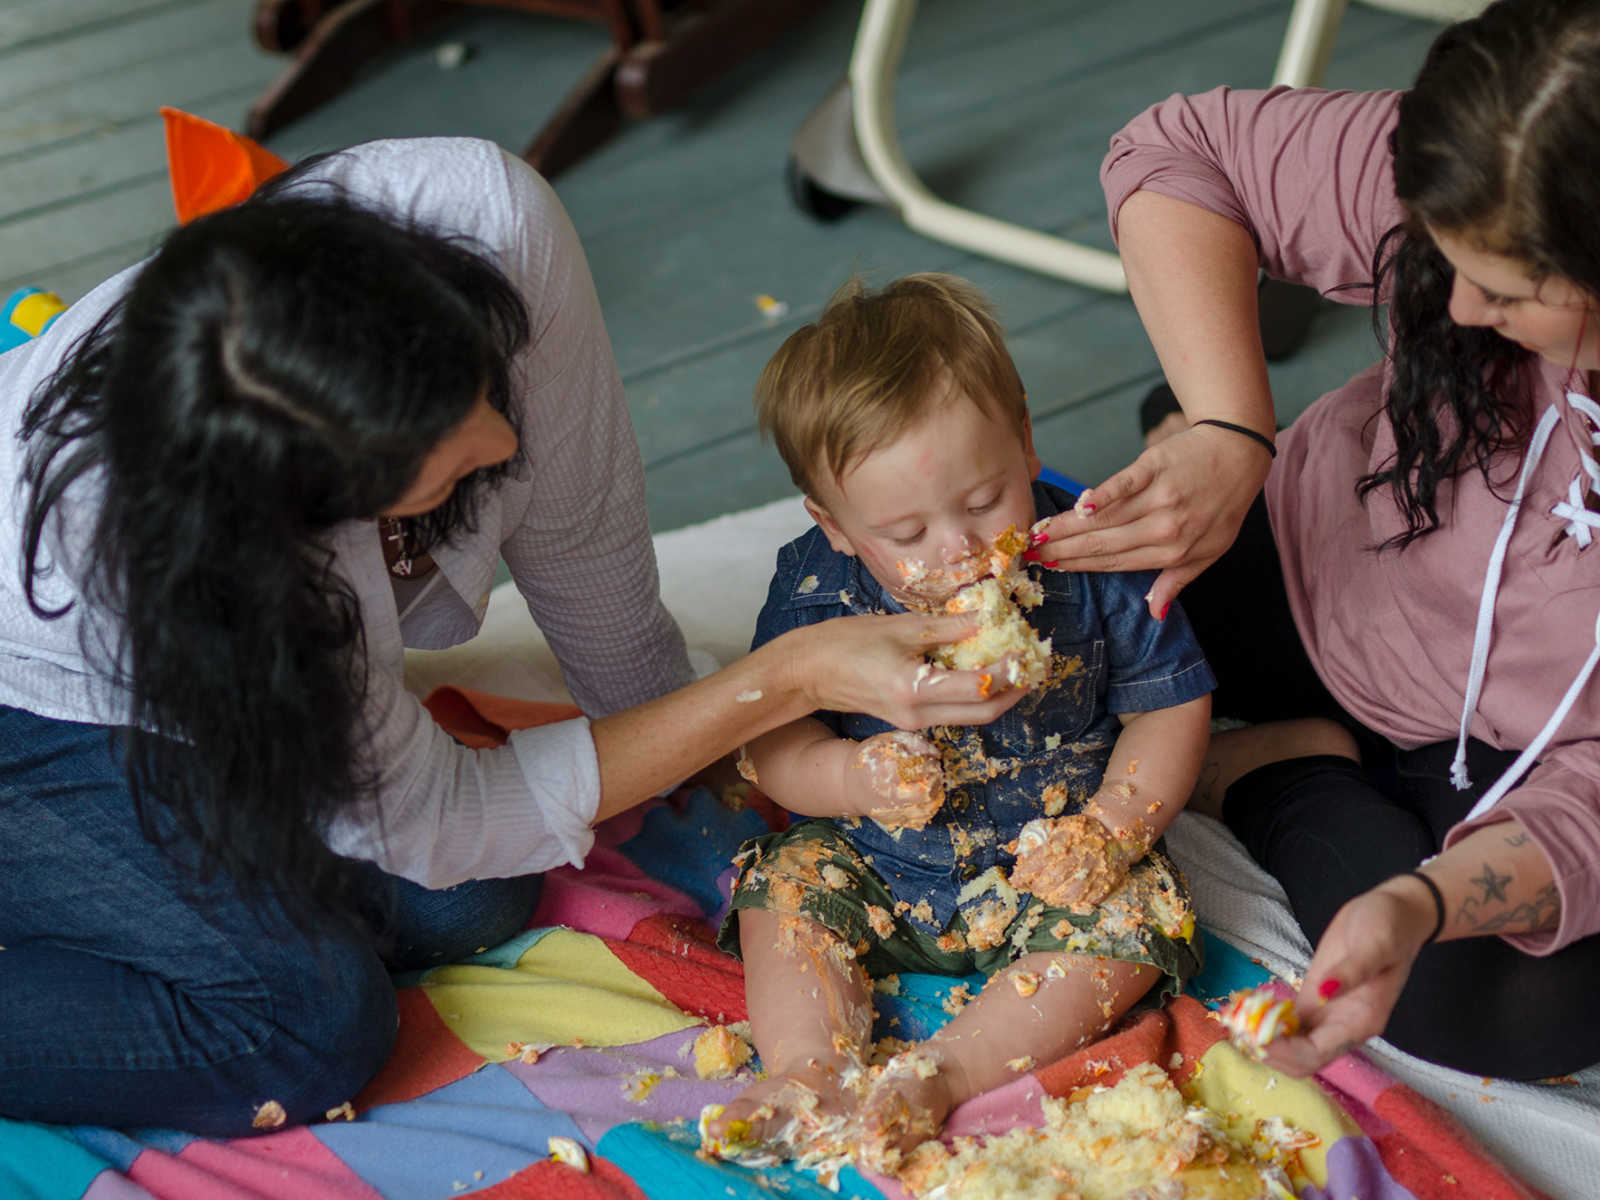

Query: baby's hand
left=1007, top=814, right=1134, bottom=910
left=851, top=731, right=946, bottom=831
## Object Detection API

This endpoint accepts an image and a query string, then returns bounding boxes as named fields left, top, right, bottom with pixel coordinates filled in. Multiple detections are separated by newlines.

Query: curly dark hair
left=1360, top=0, right=1600, bottom=547
left=19, top=163, right=530, bottom=922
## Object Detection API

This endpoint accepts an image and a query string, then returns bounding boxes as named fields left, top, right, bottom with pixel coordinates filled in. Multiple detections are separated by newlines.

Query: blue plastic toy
left=2, top=287, right=66, bottom=356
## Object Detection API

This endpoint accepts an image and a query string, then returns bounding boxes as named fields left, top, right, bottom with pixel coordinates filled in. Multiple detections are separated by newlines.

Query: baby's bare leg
left=858, top=953, right=1160, bottom=1171
left=706, top=908, right=873, bottom=1152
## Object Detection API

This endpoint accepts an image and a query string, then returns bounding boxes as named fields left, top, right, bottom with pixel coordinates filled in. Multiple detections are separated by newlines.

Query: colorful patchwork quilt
left=1, top=687, right=1542, bottom=1200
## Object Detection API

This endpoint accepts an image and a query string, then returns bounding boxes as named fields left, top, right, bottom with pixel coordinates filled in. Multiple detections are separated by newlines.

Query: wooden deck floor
left=1, top=0, right=1448, bottom=532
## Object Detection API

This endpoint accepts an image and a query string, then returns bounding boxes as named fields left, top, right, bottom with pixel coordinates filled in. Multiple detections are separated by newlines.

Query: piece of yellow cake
left=907, top=526, right=1052, bottom=693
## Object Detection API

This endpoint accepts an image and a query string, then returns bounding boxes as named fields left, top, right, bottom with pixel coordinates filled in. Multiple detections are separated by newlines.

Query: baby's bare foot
left=857, top=1051, right=957, bottom=1174
left=700, top=1063, right=853, bottom=1161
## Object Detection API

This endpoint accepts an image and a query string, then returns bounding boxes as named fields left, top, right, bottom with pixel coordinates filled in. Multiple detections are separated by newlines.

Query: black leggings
left=1180, top=498, right=1600, bottom=1079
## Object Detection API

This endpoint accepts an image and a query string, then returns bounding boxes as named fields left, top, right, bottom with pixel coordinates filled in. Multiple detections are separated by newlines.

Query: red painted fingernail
left=1022, top=548, right=1041, bottom=562
left=1081, top=502, right=1097, bottom=514
left=1041, top=560, right=1059, bottom=568
left=1029, top=531, right=1048, bottom=546
left=1158, top=602, right=1171, bottom=621
left=1318, top=978, right=1342, bottom=999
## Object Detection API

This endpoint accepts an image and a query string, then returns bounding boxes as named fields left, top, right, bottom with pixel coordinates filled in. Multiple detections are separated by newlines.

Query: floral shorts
left=717, top=819, right=1199, bottom=999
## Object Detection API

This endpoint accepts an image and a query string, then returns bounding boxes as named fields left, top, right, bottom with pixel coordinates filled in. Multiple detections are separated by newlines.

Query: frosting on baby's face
left=803, top=387, right=1040, bottom=609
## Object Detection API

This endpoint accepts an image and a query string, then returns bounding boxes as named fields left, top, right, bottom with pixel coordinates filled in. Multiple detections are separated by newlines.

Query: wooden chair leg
left=253, top=0, right=338, bottom=54
left=247, top=0, right=451, bottom=141
left=614, top=0, right=829, bottom=118
left=520, top=48, right=627, bottom=179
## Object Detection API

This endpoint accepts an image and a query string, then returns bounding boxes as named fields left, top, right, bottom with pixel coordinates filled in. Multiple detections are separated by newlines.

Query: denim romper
left=723, top=483, right=1215, bottom=987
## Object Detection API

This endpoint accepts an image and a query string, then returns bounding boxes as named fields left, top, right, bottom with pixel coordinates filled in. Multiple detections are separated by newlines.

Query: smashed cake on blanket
left=895, top=1061, right=1299, bottom=1200
left=898, top=526, right=1052, bottom=694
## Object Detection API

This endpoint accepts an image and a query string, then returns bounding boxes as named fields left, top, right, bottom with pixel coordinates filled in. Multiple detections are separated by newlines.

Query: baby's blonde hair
left=756, top=273, right=1027, bottom=497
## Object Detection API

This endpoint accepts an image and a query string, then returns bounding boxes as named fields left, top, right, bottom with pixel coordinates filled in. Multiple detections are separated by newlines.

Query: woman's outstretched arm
left=1264, top=819, right=1557, bottom=1077
left=590, top=610, right=1023, bottom=820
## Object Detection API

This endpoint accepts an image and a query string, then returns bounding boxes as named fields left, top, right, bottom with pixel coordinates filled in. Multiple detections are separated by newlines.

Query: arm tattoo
left=1455, top=883, right=1560, bottom=934
left=1470, top=861, right=1512, bottom=904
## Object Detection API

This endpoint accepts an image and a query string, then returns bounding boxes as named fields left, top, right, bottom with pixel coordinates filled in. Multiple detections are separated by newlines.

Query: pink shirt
left=1103, top=86, right=1600, bottom=954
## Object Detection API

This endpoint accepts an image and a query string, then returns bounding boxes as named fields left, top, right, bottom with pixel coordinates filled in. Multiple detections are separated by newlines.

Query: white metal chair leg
left=847, top=0, right=1128, bottom=293
left=1273, top=0, right=1351, bottom=87
left=834, top=0, right=1478, bottom=293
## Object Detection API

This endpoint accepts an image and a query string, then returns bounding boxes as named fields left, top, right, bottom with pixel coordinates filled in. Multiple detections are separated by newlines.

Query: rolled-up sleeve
left=1095, top=571, right=1215, bottom=716
left=324, top=652, right=601, bottom=887
left=1444, top=745, right=1600, bottom=956
left=1101, top=86, right=1406, bottom=301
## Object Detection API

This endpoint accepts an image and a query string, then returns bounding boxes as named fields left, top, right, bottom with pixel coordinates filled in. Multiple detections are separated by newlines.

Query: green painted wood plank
left=0, top=29, right=279, bottom=160
left=0, top=0, right=202, bottom=55
left=0, top=239, right=152, bottom=300
left=0, top=174, right=172, bottom=287
left=641, top=424, right=793, bottom=536
left=0, top=2, right=251, bottom=109
left=0, top=87, right=265, bottom=224
left=621, top=248, right=1103, bottom=464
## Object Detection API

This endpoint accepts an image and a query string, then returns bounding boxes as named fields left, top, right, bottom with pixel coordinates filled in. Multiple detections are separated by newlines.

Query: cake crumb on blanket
left=694, top=1025, right=755, bottom=1080
left=548, top=1137, right=589, bottom=1171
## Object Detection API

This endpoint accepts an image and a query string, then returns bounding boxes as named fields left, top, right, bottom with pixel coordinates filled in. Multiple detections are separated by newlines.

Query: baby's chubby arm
left=741, top=719, right=944, bottom=828
left=1011, top=694, right=1211, bottom=909
left=1089, top=693, right=1212, bottom=851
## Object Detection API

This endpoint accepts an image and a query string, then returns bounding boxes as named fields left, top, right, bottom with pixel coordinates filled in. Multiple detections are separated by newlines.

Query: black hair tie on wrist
left=1401, top=869, right=1447, bottom=943
left=1192, top=418, right=1277, bottom=458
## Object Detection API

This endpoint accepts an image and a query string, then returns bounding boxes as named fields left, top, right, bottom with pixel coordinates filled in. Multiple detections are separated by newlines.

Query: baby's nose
left=941, top=530, right=986, bottom=565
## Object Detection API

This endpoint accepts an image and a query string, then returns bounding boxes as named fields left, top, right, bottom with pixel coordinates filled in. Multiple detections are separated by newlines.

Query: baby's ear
left=804, top=496, right=857, bottom=557
left=1022, top=412, right=1043, bottom=481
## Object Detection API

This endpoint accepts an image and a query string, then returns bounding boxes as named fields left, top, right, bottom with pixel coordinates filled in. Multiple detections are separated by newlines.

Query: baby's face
left=807, top=386, right=1040, bottom=609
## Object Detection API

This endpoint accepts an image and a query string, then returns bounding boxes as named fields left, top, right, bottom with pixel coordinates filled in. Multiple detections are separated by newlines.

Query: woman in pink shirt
left=1034, top=0, right=1600, bottom=1078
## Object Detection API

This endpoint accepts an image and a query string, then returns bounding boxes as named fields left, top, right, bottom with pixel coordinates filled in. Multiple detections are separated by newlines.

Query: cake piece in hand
left=912, top=526, right=1052, bottom=694
left=1218, top=985, right=1299, bottom=1057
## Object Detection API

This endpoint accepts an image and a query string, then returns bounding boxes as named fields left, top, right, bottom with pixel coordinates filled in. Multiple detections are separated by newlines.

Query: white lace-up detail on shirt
left=1454, top=392, right=1600, bottom=820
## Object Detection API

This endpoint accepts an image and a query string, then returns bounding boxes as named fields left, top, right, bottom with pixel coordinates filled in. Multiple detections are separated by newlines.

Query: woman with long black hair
left=0, top=138, right=1015, bottom=1135
left=1034, top=0, right=1600, bottom=1079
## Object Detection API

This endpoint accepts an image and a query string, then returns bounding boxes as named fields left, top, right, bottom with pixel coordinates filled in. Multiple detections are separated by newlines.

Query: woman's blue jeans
left=0, top=704, right=542, bottom=1136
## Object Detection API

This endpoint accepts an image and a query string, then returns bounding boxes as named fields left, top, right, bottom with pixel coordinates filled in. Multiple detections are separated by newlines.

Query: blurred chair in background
left=247, top=0, right=828, bottom=179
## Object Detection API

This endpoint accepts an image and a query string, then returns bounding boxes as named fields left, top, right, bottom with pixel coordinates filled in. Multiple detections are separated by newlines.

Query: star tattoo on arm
left=1470, top=861, right=1513, bottom=904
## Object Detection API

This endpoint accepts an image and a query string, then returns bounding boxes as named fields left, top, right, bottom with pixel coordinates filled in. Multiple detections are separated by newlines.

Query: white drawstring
left=1451, top=391, right=1600, bottom=815
left=1550, top=393, right=1600, bottom=547
left=1449, top=404, right=1562, bottom=790
left=1464, top=609, right=1600, bottom=820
